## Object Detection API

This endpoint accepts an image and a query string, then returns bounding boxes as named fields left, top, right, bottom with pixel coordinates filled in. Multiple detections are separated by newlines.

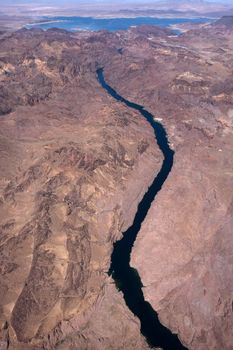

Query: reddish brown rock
left=103, top=22, right=233, bottom=350
left=0, top=28, right=161, bottom=350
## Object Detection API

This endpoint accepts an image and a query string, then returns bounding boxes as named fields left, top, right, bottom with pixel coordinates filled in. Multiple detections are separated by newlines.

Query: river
left=97, top=68, right=188, bottom=350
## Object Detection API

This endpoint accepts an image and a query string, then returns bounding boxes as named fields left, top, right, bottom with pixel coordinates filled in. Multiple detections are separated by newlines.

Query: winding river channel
left=97, top=68, right=187, bottom=350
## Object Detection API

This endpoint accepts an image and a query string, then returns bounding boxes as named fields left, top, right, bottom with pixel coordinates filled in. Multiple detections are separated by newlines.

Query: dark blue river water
left=97, top=68, right=188, bottom=350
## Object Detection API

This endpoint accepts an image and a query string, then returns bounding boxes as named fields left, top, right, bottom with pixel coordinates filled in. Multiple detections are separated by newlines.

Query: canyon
left=0, top=18, right=233, bottom=350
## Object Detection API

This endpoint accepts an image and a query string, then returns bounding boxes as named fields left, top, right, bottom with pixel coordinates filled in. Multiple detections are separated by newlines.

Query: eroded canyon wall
left=0, top=29, right=161, bottom=350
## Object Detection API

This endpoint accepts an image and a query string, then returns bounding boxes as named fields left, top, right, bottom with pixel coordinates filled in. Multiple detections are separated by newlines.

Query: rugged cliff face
left=0, top=29, right=161, bottom=350
left=0, top=22, right=233, bottom=350
left=102, top=24, right=233, bottom=350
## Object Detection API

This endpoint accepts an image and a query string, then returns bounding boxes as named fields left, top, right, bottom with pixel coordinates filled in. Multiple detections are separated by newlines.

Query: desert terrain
left=0, top=15, right=233, bottom=350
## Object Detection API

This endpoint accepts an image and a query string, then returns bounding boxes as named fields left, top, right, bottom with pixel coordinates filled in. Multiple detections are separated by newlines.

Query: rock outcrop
left=0, top=28, right=161, bottom=350
left=101, top=21, right=233, bottom=350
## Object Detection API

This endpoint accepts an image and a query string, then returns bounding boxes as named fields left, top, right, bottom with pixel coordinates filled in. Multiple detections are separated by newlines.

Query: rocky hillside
left=103, top=21, right=233, bottom=350
left=0, top=28, right=161, bottom=350
left=214, top=15, right=233, bottom=27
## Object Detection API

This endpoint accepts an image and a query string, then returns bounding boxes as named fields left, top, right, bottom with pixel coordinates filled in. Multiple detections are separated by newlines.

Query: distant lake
left=25, top=16, right=212, bottom=32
